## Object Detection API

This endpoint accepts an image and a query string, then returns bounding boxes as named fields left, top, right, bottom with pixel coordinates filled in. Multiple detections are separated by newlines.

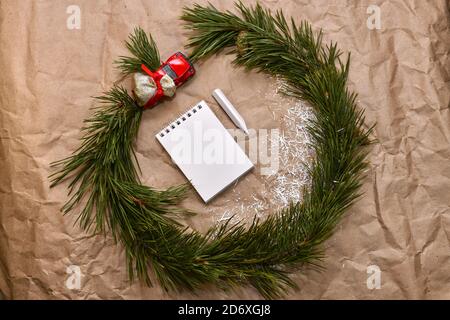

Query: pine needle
left=115, top=27, right=161, bottom=74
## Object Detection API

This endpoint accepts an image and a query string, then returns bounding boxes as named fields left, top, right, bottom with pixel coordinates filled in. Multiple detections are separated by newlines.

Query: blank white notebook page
left=156, top=100, right=253, bottom=203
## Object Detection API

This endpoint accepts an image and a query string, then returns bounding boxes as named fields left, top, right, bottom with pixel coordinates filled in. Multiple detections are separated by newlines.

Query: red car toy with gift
left=141, top=52, right=195, bottom=108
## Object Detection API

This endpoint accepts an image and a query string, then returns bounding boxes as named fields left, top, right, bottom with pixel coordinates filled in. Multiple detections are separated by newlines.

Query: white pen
left=212, top=88, right=249, bottom=135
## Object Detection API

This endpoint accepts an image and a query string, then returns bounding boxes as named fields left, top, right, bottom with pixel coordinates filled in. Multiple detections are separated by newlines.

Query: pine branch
left=181, top=3, right=243, bottom=62
left=49, top=86, right=189, bottom=241
left=115, top=27, right=161, bottom=74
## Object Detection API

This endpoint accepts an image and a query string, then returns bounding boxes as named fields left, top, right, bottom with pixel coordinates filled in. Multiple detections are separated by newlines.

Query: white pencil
left=212, top=89, right=249, bottom=135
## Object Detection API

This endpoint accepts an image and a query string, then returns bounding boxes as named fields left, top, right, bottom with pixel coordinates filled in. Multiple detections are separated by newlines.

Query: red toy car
left=141, top=52, right=195, bottom=108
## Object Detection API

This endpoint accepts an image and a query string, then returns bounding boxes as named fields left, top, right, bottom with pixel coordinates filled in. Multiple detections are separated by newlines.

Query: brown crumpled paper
left=0, top=0, right=449, bottom=299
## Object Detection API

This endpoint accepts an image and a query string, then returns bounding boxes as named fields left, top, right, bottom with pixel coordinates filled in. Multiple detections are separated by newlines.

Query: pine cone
left=236, top=31, right=249, bottom=56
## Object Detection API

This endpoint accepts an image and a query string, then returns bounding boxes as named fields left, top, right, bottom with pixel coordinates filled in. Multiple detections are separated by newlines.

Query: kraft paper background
left=0, top=0, right=449, bottom=299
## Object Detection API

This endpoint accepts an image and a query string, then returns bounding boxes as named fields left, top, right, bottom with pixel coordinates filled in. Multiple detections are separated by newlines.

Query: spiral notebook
left=156, top=100, right=253, bottom=202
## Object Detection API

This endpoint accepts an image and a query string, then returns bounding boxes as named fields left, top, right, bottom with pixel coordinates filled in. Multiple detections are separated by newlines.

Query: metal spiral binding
left=157, top=102, right=204, bottom=138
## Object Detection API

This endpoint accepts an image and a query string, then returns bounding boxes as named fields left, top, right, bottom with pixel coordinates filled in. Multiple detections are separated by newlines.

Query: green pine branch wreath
left=50, top=2, right=373, bottom=299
